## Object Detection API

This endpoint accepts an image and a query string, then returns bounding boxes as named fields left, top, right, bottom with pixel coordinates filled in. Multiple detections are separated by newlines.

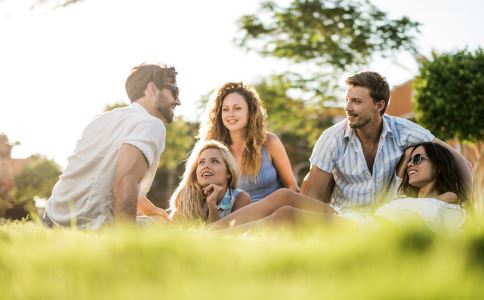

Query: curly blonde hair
left=198, top=82, right=267, bottom=178
left=169, top=140, right=239, bottom=222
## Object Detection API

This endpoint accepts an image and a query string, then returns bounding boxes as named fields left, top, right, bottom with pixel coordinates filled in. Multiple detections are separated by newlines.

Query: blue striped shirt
left=309, top=115, right=434, bottom=212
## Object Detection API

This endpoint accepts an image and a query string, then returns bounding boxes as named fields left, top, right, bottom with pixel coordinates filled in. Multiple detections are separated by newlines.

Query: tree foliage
left=238, top=0, right=419, bottom=68
left=159, top=118, right=198, bottom=170
left=236, top=0, right=420, bottom=101
left=414, top=49, right=484, bottom=143
left=256, top=75, right=333, bottom=146
left=13, top=155, right=61, bottom=204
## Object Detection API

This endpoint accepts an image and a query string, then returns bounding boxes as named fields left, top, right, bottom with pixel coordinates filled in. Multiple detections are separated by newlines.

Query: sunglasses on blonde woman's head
left=407, top=153, right=427, bottom=166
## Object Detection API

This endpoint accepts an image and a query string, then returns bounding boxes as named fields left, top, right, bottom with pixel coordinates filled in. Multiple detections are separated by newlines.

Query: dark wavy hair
left=398, top=142, right=467, bottom=203
left=198, top=82, right=267, bottom=178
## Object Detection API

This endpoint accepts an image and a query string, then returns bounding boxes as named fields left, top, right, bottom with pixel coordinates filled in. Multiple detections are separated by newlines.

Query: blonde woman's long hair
left=198, top=82, right=267, bottom=178
left=169, top=140, right=239, bottom=222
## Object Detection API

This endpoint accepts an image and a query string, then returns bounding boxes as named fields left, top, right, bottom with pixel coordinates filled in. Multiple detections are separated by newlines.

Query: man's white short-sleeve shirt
left=309, top=115, right=433, bottom=211
left=46, top=102, right=166, bottom=229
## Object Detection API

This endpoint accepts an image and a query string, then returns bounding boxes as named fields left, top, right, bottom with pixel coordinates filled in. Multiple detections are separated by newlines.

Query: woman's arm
left=265, top=133, right=299, bottom=192
left=137, top=196, right=168, bottom=220
left=112, top=144, right=148, bottom=222
left=232, top=191, right=251, bottom=212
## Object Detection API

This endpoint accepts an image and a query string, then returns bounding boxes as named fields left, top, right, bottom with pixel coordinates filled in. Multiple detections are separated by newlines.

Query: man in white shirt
left=301, top=71, right=472, bottom=212
left=44, top=63, right=181, bottom=229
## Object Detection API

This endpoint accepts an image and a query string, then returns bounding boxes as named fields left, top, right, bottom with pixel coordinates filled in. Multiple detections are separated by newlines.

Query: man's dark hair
left=125, top=63, right=177, bottom=102
left=345, top=71, right=390, bottom=115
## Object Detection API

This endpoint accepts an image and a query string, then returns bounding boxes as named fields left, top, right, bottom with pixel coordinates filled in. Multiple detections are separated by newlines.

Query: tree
left=414, top=49, right=484, bottom=199
left=414, top=49, right=484, bottom=143
left=236, top=0, right=420, bottom=101
left=12, top=155, right=61, bottom=216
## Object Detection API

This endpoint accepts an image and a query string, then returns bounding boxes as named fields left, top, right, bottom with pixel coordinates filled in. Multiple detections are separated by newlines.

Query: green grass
left=1, top=218, right=484, bottom=300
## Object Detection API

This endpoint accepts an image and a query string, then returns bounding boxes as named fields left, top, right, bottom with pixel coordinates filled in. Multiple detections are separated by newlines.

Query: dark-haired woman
left=212, top=142, right=468, bottom=232
left=198, top=82, right=298, bottom=201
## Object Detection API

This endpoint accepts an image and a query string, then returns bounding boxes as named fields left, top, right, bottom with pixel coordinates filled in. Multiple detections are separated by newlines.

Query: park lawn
left=1, top=218, right=484, bottom=300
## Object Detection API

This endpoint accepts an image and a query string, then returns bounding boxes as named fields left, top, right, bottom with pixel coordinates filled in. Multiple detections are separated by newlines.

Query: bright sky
left=1, top=0, right=483, bottom=167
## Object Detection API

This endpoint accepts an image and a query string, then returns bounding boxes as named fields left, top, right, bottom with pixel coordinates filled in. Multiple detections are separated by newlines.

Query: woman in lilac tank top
left=199, top=82, right=299, bottom=201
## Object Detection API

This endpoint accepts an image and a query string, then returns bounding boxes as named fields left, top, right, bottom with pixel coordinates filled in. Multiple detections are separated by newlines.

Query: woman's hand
left=203, top=184, right=226, bottom=207
left=203, top=184, right=226, bottom=223
left=396, top=146, right=415, bottom=178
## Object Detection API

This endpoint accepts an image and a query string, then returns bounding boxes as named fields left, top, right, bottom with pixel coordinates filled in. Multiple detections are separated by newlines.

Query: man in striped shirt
left=301, top=71, right=472, bottom=212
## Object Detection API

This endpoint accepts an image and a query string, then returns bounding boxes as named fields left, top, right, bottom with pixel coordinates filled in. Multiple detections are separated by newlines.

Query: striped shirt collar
left=343, top=114, right=394, bottom=142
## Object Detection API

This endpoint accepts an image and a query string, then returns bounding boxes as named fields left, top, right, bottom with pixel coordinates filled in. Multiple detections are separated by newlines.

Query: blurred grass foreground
left=1, top=218, right=484, bottom=300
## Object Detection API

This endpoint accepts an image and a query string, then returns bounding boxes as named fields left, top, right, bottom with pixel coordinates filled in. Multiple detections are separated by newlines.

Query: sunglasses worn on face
left=161, top=83, right=179, bottom=99
left=407, top=153, right=427, bottom=165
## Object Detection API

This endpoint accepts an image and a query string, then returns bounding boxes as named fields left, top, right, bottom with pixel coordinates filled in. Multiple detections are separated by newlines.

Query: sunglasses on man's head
left=161, top=83, right=179, bottom=99
left=407, top=153, right=427, bottom=165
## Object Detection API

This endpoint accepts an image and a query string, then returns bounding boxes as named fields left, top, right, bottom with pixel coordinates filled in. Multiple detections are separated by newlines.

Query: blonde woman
left=169, top=140, right=251, bottom=223
left=198, top=82, right=298, bottom=202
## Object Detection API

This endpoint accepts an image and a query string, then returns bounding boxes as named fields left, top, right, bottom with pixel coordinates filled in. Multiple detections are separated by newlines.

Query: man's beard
left=348, top=114, right=371, bottom=129
left=156, top=94, right=174, bottom=123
